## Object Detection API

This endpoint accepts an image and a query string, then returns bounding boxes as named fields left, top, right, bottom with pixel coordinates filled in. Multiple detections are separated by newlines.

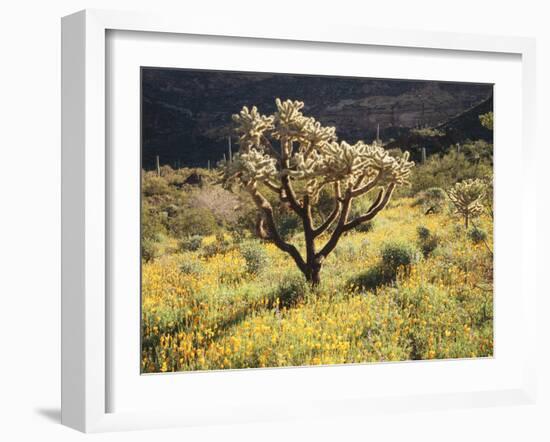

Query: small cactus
left=448, top=179, right=485, bottom=227
left=479, top=112, right=493, bottom=131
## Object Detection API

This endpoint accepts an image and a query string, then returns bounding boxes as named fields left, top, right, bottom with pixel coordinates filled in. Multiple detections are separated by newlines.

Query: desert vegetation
left=140, top=101, right=494, bottom=373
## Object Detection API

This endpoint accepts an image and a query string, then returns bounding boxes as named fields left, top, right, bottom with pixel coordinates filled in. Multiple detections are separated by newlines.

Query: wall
left=0, top=1, right=547, bottom=440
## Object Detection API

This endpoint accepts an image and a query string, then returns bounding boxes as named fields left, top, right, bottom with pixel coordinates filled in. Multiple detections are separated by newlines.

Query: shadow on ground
left=34, top=407, right=61, bottom=423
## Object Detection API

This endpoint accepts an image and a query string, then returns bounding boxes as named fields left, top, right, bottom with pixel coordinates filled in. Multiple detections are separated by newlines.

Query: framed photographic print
left=139, top=67, right=494, bottom=373
left=61, top=9, right=538, bottom=432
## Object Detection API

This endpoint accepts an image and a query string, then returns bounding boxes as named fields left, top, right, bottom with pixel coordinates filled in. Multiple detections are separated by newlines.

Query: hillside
left=141, top=68, right=492, bottom=169
left=386, top=96, right=493, bottom=160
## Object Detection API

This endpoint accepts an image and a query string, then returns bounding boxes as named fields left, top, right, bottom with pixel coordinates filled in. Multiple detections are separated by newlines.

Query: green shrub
left=141, top=202, right=166, bottom=262
left=380, top=241, right=420, bottom=272
left=416, top=226, right=439, bottom=257
left=355, top=219, right=375, bottom=233
left=180, top=235, right=203, bottom=252
left=420, top=236, right=439, bottom=257
left=462, top=139, right=493, bottom=163
left=409, top=150, right=492, bottom=195
left=200, top=233, right=233, bottom=258
left=170, top=208, right=219, bottom=237
left=142, top=203, right=166, bottom=241
left=350, top=264, right=393, bottom=292
left=416, top=225, right=431, bottom=240
left=228, top=227, right=248, bottom=244
left=277, top=213, right=301, bottom=240
left=141, top=238, right=159, bottom=262
left=239, top=241, right=269, bottom=275
left=424, top=187, right=446, bottom=199
left=163, top=204, right=180, bottom=218
left=201, top=243, right=220, bottom=258
left=179, top=260, right=203, bottom=275
left=272, top=275, right=309, bottom=308
left=468, top=226, right=488, bottom=244
left=420, top=236, right=439, bottom=258
left=350, top=242, right=420, bottom=292
left=413, top=187, right=447, bottom=214
left=142, top=174, right=171, bottom=197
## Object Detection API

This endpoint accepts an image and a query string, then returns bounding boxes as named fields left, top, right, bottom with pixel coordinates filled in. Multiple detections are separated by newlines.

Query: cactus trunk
left=307, top=265, right=322, bottom=287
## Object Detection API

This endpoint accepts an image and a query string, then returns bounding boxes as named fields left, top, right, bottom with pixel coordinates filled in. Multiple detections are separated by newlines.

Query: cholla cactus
left=448, top=179, right=486, bottom=227
left=221, top=98, right=414, bottom=286
left=479, top=112, right=493, bottom=131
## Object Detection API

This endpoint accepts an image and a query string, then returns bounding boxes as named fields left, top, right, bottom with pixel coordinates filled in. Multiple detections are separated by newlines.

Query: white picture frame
left=61, top=9, right=537, bottom=433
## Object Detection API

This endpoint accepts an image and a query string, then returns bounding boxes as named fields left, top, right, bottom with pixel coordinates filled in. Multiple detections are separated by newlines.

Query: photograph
left=140, top=68, right=494, bottom=373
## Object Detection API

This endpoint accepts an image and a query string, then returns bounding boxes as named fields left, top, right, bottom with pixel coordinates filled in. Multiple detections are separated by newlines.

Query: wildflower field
left=141, top=164, right=493, bottom=373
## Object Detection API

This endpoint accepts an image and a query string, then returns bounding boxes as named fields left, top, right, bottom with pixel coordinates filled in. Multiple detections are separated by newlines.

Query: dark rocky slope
left=142, top=68, right=493, bottom=169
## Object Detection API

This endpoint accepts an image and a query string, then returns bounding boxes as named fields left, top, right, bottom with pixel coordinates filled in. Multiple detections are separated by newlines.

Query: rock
left=184, top=172, right=203, bottom=186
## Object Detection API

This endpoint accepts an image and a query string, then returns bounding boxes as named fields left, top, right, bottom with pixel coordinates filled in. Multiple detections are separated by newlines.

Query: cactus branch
left=245, top=183, right=307, bottom=274
left=281, top=168, right=304, bottom=216
left=263, top=180, right=282, bottom=194
left=351, top=172, right=382, bottom=197
left=316, top=190, right=353, bottom=259
left=345, top=184, right=395, bottom=231
left=312, top=182, right=342, bottom=237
